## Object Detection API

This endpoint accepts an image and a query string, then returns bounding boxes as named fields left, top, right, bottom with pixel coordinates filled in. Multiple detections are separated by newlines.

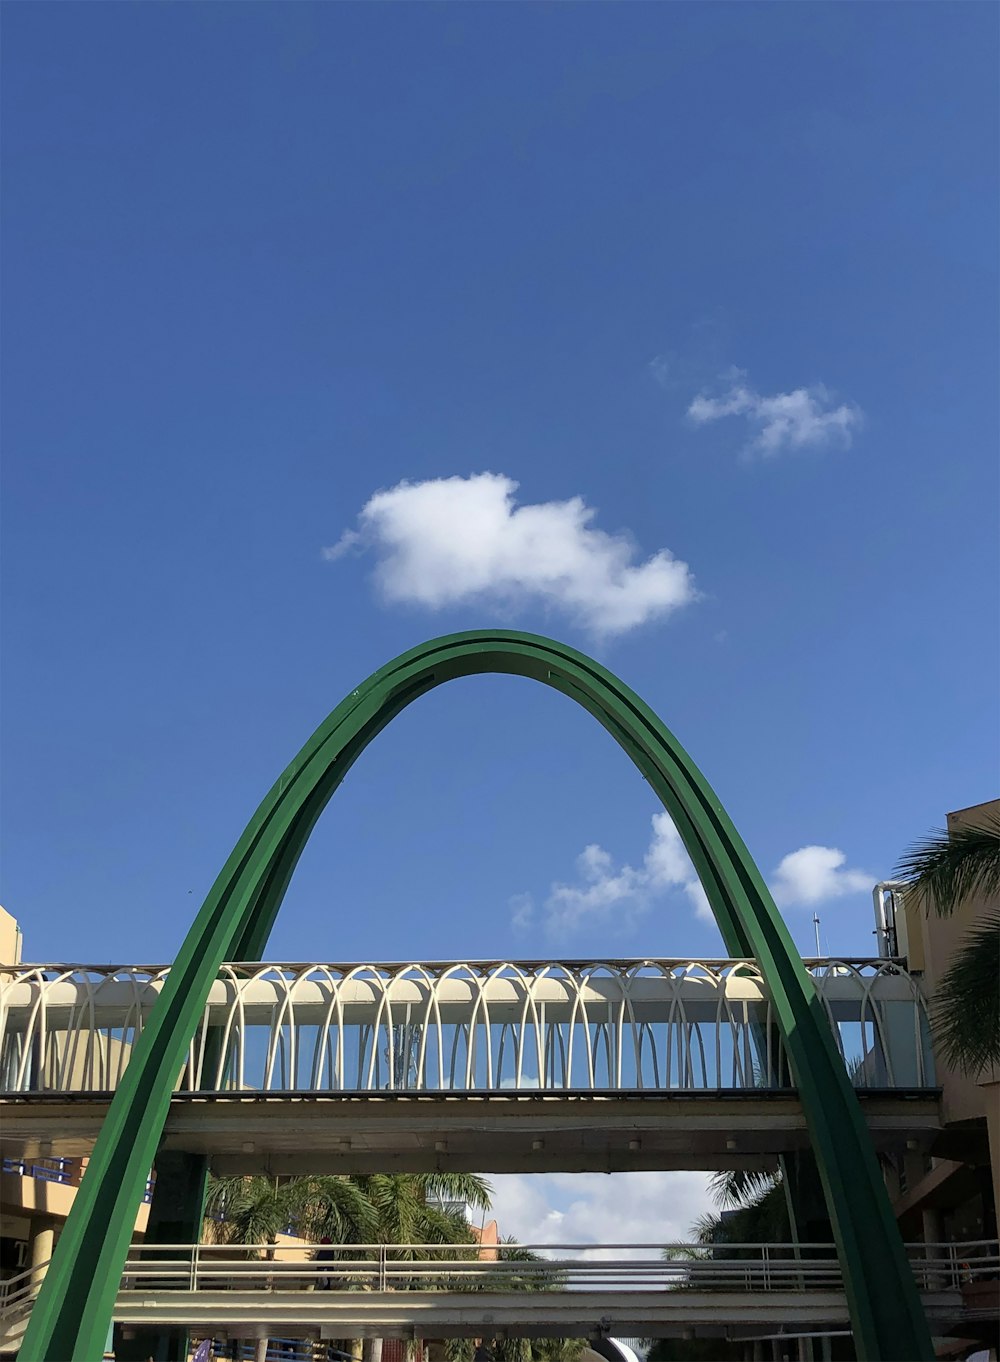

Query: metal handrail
left=1, top=957, right=916, bottom=974
left=0, top=1264, right=44, bottom=1317
left=5, top=1239, right=996, bottom=1326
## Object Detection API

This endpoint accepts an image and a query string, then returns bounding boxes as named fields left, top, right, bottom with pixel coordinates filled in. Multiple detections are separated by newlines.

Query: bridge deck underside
left=1, top=1089, right=943, bottom=1174
left=109, top=1288, right=968, bottom=1341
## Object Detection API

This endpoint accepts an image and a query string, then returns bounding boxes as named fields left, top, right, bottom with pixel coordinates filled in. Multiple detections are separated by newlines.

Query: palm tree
left=341, top=1172, right=491, bottom=1252
left=203, top=1174, right=378, bottom=1362
left=530, top=1338, right=587, bottom=1362
left=895, top=815, right=1000, bottom=1074
left=688, top=1167, right=789, bottom=1255
left=204, top=1173, right=377, bottom=1246
left=344, top=1173, right=492, bottom=1362
left=204, top=1172, right=492, bottom=1362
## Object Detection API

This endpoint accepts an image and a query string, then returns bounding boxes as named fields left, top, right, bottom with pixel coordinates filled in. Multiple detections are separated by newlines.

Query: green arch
left=22, top=630, right=932, bottom=1361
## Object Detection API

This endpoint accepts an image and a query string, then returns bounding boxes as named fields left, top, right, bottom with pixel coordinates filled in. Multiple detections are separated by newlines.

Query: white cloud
left=508, top=893, right=535, bottom=934
left=322, top=473, right=696, bottom=637
left=684, top=878, right=715, bottom=924
left=770, top=845, right=872, bottom=908
left=513, top=821, right=873, bottom=937
left=648, top=353, right=673, bottom=389
left=688, top=370, right=862, bottom=457
left=512, top=811, right=708, bottom=939
left=486, top=1171, right=714, bottom=1253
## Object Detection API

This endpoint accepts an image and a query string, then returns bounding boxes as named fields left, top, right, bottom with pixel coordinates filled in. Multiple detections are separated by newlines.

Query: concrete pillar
left=922, top=1204, right=945, bottom=1289
left=28, top=1216, right=56, bottom=1295
left=114, top=1149, right=209, bottom=1362
left=902, top=1146, right=926, bottom=1194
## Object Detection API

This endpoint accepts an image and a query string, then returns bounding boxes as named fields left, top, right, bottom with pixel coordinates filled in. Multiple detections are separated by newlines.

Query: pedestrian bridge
left=1, top=1239, right=995, bottom=1352
left=0, top=956, right=934, bottom=1094
left=0, top=958, right=941, bottom=1174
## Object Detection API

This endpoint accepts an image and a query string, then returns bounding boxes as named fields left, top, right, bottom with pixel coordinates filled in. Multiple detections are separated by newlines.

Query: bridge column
left=113, top=1149, right=209, bottom=1362
left=28, top=1215, right=57, bottom=1296
left=920, top=1205, right=945, bottom=1291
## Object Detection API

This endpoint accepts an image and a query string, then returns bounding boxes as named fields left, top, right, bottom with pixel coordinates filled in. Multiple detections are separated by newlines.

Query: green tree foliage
left=204, top=1172, right=492, bottom=1362
left=204, top=1171, right=491, bottom=1248
left=203, top=1174, right=376, bottom=1245
left=932, top=910, right=1000, bottom=1073
left=688, top=1167, right=789, bottom=1253
left=895, top=817, right=1000, bottom=913
left=343, top=1173, right=491, bottom=1252
left=646, top=1170, right=791, bottom=1360
left=895, top=815, right=1000, bottom=1074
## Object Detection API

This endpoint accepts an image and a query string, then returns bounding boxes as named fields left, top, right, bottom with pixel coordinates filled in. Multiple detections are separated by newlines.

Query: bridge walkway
left=2, top=1240, right=996, bottom=1353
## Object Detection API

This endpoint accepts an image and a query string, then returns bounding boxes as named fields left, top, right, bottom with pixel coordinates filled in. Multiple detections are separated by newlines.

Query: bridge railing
left=3, top=1239, right=994, bottom=1311
left=0, top=958, right=935, bottom=1095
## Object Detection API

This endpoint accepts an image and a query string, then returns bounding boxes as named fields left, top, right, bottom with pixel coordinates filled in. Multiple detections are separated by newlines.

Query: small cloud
left=320, top=529, right=363, bottom=562
left=520, top=811, right=707, bottom=939
left=770, top=845, right=872, bottom=909
left=320, top=529, right=364, bottom=562
left=516, top=822, right=874, bottom=938
left=684, top=879, right=715, bottom=924
left=509, top=893, right=535, bottom=934
left=648, top=354, right=673, bottom=389
left=322, top=473, right=696, bottom=639
left=688, top=370, right=862, bottom=458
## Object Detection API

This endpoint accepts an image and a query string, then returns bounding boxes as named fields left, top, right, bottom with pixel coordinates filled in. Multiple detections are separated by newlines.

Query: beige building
left=0, top=909, right=148, bottom=1339
left=0, top=907, right=22, bottom=971
left=879, top=799, right=999, bottom=1360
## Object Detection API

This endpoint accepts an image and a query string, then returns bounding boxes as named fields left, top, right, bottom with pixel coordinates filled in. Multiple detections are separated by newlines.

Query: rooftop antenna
left=813, top=913, right=822, bottom=957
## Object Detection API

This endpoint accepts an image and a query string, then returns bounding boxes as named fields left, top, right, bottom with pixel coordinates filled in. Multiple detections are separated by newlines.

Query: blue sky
left=3, top=2, right=997, bottom=984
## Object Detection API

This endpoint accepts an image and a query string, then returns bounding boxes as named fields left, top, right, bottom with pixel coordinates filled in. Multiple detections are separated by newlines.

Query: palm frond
left=203, top=1175, right=294, bottom=1245
left=691, top=1212, right=722, bottom=1246
left=708, top=1168, right=778, bottom=1210
left=497, top=1237, right=542, bottom=1263
left=493, top=1339, right=532, bottom=1362
left=203, top=1174, right=251, bottom=1223
left=302, top=1176, right=378, bottom=1243
left=894, top=817, right=1000, bottom=916
left=416, top=1204, right=476, bottom=1247
left=531, top=1339, right=587, bottom=1362
left=663, top=1242, right=710, bottom=1262
left=418, top=1171, right=493, bottom=1211
left=931, top=912, right=1000, bottom=1074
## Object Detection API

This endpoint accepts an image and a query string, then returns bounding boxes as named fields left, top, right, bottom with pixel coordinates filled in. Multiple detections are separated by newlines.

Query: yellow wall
left=0, top=906, right=22, bottom=969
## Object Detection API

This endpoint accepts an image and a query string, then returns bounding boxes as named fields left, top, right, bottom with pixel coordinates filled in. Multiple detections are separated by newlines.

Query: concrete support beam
left=0, top=1091, right=943, bottom=1176
left=106, top=1286, right=967, bottom=1340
